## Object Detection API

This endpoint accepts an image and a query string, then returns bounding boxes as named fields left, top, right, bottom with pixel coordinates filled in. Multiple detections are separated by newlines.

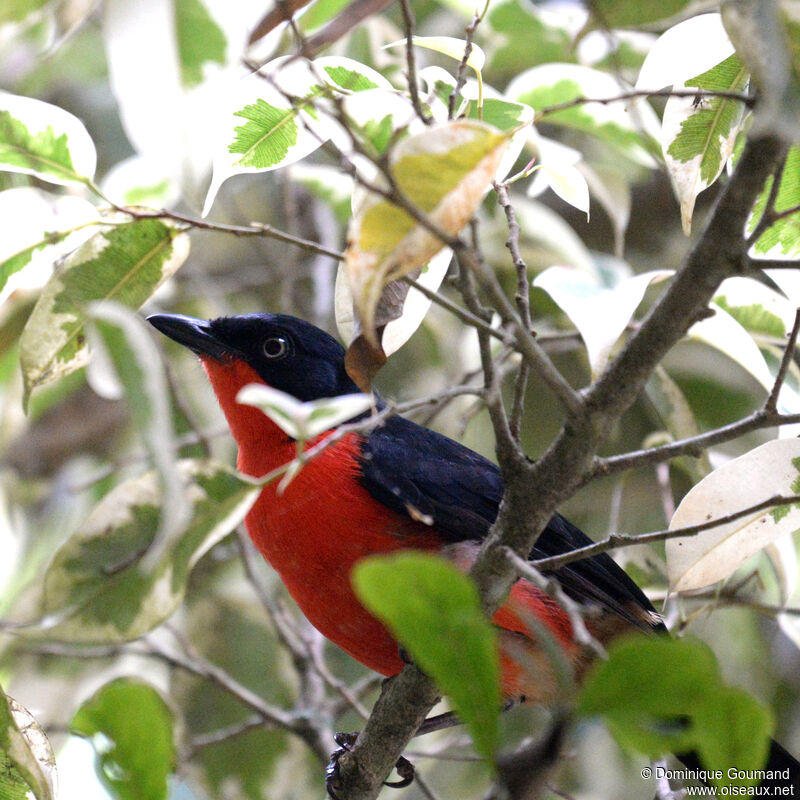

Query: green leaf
left=465, top=97, right=532, bottom=132
left=663, top=54, right=750, bottom=234
left=0, top=92, right=96, bottom=185
left=486, top=0, right=574, bottom=78
left=0, top=0, right=52, bottom=24
left=0, top=688, right=56, bottom=800
left=578, top=636, right=772, bottom=787
left=205, top=56, right=392, bottom=214
left=506, top=64, right=660, bottom=165
left=173, top=0, right=227, bottom=89
left=19, top=215, right=190, bottom=407
left=589, top=0, right=693, bottom=28
left=71, top=678, right=175, bottom=800
left=322, top=64, right=379, bottom=92
left=33, top=459, right=259, bottom=642
left=352, top=552, right=500, bottom=760
left=229, top=99, right=300, bottom=168
left=749, top=146, right=800, bottom=258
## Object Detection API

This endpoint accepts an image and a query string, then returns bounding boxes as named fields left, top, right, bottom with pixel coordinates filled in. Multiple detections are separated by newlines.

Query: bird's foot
left=325, top=731, right=415, bottom=799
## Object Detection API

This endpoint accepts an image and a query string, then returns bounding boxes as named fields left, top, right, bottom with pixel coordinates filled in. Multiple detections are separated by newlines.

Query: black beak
left=147, top=314, right=234, bottom=361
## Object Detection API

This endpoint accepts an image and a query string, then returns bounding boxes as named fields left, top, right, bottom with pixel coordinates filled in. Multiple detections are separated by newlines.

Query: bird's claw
left=325, top=732, right=415, bottom=799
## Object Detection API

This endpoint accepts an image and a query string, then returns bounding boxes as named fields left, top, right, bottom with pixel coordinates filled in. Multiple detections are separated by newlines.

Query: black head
left=147, top=312, right=360, bottom=401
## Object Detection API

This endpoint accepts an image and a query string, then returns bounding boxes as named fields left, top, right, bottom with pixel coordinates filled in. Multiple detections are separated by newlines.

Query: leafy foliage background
left=0, top=1, right=799, bottom=799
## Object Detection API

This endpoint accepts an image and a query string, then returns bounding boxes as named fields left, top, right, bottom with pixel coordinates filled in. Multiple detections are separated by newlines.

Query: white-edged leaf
left=527, top=135, right=589, bottom=216
left=487, top=197, right=595, bottom=274
left=765, top=533, right=798, bottom=606
left=345, top=119, right=509, bottom=340
left=87, top=302, right=189, bottom=566
left=666, top=439, right=800, bottom=592
left=579, top=163, right=631, bottom=257
left=100, top=154, right=180, bottom=208
left=236, top=383, right=372, bottom=441
left=385, top=36, right=485, bottom=72
left=204, top=56, right=392, bottom=214
left=19, top=213, right=190, bottom=408
left=335, top=247, right=453, bottom=357
left=506, top=63, right=661, bottom=166
left=688, top=304, right=800, bottom=431
left=0, top=187, right=100, bottom=304
left=635, top=13, right=735, bottom=93
left=713, top=276, right=796, bottom=339
left=0, top=91, right=96, bottom=185
left=662, top=54, right=750, bottom=234
left=534, top=266, right=672, bottom=376
left=0, top=689, right=56, bottom=800
left=32, top=459, right=259, bottom=642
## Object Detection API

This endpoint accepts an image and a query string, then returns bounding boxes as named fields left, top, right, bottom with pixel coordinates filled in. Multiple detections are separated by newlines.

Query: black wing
left=358, top=415, right=662, bottom=632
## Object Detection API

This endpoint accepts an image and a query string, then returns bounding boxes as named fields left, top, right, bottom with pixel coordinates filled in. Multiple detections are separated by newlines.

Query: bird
left=147, top=310, right=800, bottom=788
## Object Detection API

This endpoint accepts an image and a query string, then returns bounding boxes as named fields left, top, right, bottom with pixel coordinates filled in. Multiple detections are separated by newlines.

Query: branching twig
left=531, top=492, right=800, bottom=573
left=535, top=87, right=755, bottom=123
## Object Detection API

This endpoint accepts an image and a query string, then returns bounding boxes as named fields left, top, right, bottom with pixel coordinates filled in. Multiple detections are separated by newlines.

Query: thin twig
left=765, top=307, right=800, bottom=411
left=535, top=87, right=755, bottom=123
left=532, top=492, right=800, bottom=572
left=504, top=549, right=606, bottom=657
left=495, top=182, right=532, bottom=441
left=397, top=0, right=431, bottom=125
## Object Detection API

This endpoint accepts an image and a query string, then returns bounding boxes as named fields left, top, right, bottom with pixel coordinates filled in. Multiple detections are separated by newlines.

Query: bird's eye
left=262, top=336, right=290, bottom=359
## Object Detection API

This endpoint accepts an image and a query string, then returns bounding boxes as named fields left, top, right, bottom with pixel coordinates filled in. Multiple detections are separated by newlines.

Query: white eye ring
left=262, top=336, right=290, bottom=359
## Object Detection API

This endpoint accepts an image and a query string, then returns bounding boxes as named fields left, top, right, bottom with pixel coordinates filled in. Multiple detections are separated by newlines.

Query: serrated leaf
left=352, top=552, right=500, bottom=760
left=748, top=146, right=800, bottom=259
left=0, top=91, right=97, bottom=186
left=533, top=266, right=672, bottom=377
left=174, top=0, right=227, bottom=89
left=19, top=214, right=190, bottom=408
left=662, top=54, right=750, bottom=235
left=0, top=688, right=56, bottom=800
left=236, top=383, right=372, bottom=441
left=666, top=439, right=800, bottom=592
left=635, top=13, right=735, bottom=93
left=204, top=56, right=391, bottom=215
left=344, top=119, right=509, bottom=345
left=31, top=459, right=258, bottom=642
left=72, top=678, right=175, bottom=800
left=506, top=63, right=661, bottom=166
left=578, top=636, right=772, bottom=785
left=713, top=276, right=795, bottom=339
